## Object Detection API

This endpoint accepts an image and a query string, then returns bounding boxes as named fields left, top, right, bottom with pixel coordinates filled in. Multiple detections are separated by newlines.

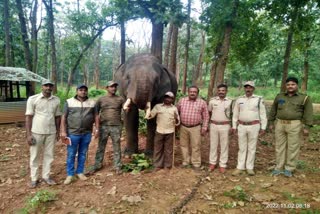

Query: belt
left=238, top=120, right=260, bottom=125
left=210, top=120, right=230, bottom=125
left=181, top=123, right=200, bottom=128
left=277, top=119, right=301, bottom=124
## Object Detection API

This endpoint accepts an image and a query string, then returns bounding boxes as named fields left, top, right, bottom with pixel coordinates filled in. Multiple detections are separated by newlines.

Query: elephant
left=114, top=53, right=178, bottom=156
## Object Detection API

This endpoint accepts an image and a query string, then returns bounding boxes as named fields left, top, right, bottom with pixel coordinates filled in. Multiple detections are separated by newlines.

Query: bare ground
left=0, top=124, right=320, bottom=213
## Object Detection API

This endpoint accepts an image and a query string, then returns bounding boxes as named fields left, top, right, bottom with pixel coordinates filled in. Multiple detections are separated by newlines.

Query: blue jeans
left=67, top=133, right=92, bottom=176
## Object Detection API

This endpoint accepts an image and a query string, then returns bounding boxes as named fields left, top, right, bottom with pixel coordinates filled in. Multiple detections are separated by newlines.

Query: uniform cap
left=244, top=81, right=255, bottom=87
left=106, top=81, right=118, bottom=87
left=164, top=91, right=174, bottom=98
left=76, top=84, right=88, bottom=90
left=42, top=80, right=54, bottom=86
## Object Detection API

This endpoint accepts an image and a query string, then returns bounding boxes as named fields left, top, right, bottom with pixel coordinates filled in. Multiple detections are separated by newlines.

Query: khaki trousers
left=153, top=132, right=174, bottom=168
left=180, top=125, right=201, bottom=167
left=30, top=133, right=56, bottom=181
left=236, top=124, right=260, bottom=170
left=209, top=124, right=230, bottom=167
left=275, top=120, right=302, bottom=171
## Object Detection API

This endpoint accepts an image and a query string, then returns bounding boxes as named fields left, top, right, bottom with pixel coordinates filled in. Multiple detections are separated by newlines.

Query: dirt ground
left=0, top=124, right=320, bottom=214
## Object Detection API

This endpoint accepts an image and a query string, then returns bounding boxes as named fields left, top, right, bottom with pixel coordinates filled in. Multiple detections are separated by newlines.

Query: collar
left=161, top=103, right=173, bottom=107
left=284, top=92, right=299, bottom=96
left=214, top=96, right=229, bottom=101
left=40, top=92, right=54, bottom=100
left=187, top=97, right=198, bottom=101
left=74, top=95, right=89, bottom=101
left=242, top=94, right=258, bottom=98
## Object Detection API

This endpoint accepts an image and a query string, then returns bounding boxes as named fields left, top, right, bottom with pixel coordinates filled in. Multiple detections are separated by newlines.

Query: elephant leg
left=124, top=104, right=139, bottom=155
left=146, top=118, right=156, bottom=157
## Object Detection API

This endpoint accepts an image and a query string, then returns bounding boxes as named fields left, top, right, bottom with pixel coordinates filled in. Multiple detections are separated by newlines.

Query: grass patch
left=18, top=190, right=56, bottom=213
left=282, top=192, right=306, bottom=204
left=223, top=186, right=252, bottom=202
left=122, top=153, right=153, bottom=174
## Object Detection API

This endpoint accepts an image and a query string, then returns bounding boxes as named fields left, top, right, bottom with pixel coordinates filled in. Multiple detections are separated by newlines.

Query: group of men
left=25, top=76, right=312, bottom=188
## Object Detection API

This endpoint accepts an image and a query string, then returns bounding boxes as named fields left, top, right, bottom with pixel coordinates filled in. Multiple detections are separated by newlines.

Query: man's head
left=164, top=91, right=174, bottom=105
left=106, top=80, right=118, bottom=95
left=41, top=80, right=54, bottom=97
left=286, top=77, right=299, bottom=94
left=187, top=85, right=199, bottom=100
left=217, top=84, right=228, bottom=99
left=76, top=84, right=88, bottom=99
left=244, top=81, right=255, bottom=97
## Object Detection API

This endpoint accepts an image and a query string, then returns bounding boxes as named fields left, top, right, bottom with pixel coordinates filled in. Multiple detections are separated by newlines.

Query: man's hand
left=94, top=129, right=99, bottom=138
left=231, top=128, right=237, bottom=135
left=303, top=128, right=309, bottom=136
left=259, top=129, right=266, bottom=136
left=26, top=135, right=33, bottom=146
left=201, top=129, right=207, bottom=136
left=269, top=125, right=274, bottom=132
left=60, top=132, right=67, bottom=141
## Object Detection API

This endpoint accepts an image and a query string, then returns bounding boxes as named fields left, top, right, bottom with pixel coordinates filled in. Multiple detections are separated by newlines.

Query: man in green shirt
left=269, top=77, right=313, bottom=177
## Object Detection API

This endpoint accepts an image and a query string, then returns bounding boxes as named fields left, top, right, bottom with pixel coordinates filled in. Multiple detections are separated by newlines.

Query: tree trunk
left=207, top=61, right=218, bottom=101
left=301, top=50, right=309, bottom=92
left=94, top=37, right=101, bottom=89
left=30, top=0, right=39, bottom=74
left=43, top=0, right=58, bottom=93
left=280, top=5, right=299, bottom=92
left=164, top=23, right=173, bottom=67
left=120, top=19, right=126, bottom=64
left=169, top=24, right=178, bottom=76
left=182, top=0, right=191, bottom=94
left=83, top=64, right=88, bottom=86
left=151, top=20, right=163, bottom=63
left=16, top=0, right=35, bottom=96
left=4, top=0, right=12, bottom=66
left=194, top=31, right=205, bottom=85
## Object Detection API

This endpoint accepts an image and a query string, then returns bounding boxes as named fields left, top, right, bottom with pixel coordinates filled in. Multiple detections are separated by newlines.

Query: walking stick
left=172, top=126, right=176, bottom=169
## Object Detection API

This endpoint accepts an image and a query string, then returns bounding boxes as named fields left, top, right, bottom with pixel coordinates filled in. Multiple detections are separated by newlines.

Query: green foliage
left=122, top=153, right=153, bottom=174
left=19, top=190, right=56, bottom=213
left=138, top=111, right=148, bottom=135
left=88, top=88, right=106, bottom=98
left=223, top=186, right=252, bottom=202
left=282, top=192, right=306, bottom=204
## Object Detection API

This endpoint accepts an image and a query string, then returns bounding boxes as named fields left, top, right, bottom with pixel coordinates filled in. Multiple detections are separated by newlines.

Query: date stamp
left=265, top=202, right=311, bottom=209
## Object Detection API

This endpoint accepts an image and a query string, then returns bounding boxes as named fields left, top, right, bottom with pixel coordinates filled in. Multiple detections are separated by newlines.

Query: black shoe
left=30, top=180, right=38, bottom=188
left=43, top=178, right=57, bottom=185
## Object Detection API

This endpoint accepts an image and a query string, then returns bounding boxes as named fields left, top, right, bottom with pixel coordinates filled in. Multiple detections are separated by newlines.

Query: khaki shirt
left=208, top=96, right=232, bottom=122
left=96, top=95, right=124, bottom=126
left=232, top=94, right=267, bottom=130
left=268, top=92, right=313, bottom=127
left=149, top=103, right=180, bottom=134
left=25, top=93, right=62, bottom=134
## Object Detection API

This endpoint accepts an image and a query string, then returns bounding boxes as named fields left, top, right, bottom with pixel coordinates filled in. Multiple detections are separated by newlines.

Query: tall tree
left=4, top=0, right=12, bottom=66
left=182, top=0, right=191, bottom=94
left=30, top=0, right=40, bottom=74
left=164, top=23, right=173, bottom=67
left=43, top=0, right=58, bottom=93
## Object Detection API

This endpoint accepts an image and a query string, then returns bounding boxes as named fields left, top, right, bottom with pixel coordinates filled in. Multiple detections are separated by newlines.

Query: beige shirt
left=208, top=97, right=232, bottom=122
left=25, top=93, right=62, bottom=134
left=232, top=94, right=267, bottom=130
left=149, top=103, right=180, bottom=134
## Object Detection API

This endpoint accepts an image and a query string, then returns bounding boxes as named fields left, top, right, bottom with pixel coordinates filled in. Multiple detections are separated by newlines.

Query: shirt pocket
left=290, top=102, right=304, bottom=112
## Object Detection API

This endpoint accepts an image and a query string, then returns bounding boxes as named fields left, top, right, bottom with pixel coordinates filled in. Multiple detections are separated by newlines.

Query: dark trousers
left=153, top=132, right=174, bottom=168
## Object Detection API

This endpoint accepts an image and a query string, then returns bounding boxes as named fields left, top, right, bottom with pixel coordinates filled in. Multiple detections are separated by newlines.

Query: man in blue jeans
left=60, top=84, right=99, bottom=184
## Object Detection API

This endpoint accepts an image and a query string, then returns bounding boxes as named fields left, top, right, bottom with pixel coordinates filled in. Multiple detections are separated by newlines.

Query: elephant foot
left=123, top=148, right=138, bottom=157
left=144, top=150, right=153, bottom=158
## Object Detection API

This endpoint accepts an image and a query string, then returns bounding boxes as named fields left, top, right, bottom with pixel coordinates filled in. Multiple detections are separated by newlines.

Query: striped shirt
left=177, top=97, right=209, bottom=130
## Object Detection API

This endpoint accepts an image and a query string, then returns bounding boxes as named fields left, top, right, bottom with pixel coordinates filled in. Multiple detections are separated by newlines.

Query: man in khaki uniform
left=208, top=84, right=233, bottom=173
left=25, top=80, right=62, bottom=188
left=232, top=81, right=267, bottom=176
left=269, top=77, right=313, bottom=177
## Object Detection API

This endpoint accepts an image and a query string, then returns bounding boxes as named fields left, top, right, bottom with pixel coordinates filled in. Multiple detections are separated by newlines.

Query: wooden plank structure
left=0, top=67, right=47, bottom=124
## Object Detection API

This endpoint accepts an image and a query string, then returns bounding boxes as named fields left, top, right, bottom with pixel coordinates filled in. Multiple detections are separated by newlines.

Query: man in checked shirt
left=177, top=86, right=209, bottom=170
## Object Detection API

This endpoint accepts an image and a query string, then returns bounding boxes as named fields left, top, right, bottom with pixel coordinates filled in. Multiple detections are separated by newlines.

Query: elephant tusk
left=144, top=101, right=151, bottom=119
left=123, top=98, right=131, bottom=110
